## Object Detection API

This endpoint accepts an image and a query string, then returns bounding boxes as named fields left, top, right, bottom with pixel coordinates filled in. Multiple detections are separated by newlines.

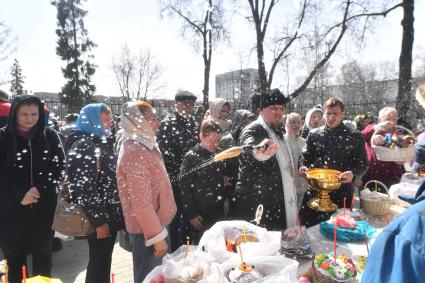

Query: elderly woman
left=300, top=105, right=324, bottom=138
left=284, top=112, right=308, bottom=210
left=0, top=95, right=65, bottom=283
left=116, top=101, right=176, bottom=283
left=361, top=107, right=403, bottom=189
left=65, top=103, right=124, bottom=283
left=205, top=98, right=232, bottom=133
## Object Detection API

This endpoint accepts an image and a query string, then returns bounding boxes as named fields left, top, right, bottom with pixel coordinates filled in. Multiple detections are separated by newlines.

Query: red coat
left=361, top=124, right=403, bottom=188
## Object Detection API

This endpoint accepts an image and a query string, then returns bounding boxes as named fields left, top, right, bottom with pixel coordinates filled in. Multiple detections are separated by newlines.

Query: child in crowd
left=179, top=119, right=226, bottom=243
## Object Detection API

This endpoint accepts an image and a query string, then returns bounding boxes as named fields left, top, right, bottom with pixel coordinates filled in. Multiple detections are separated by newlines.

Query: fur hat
left=175, top=90, right=197, bottom=102
left=260, top=88, right=286, bottom=109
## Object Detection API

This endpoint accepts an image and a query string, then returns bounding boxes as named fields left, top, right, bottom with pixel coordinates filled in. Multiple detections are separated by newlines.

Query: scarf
left=258, top=115, right=298, bottom=228
left=120, top=102, right=156, bottom=150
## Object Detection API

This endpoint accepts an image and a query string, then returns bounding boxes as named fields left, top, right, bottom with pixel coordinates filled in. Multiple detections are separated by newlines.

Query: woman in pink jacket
left=116, top=101, right=177, bottom=282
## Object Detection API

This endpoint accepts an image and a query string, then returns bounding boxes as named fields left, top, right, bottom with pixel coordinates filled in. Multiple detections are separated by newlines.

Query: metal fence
left=43, top=99, right=176, bottom=121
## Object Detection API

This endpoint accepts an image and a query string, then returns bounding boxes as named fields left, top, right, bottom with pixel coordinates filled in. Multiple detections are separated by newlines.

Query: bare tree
left=112, top=45, right=164, bottom=101
left=243, top=0, right=403, bottom=101
left=162, top=0, right=228, bottom=108
left=396, top=0, right=414, bottom=120
left=112, top=44, right=134, bottom=100
left=0, top=20, right=16, bottom=62
left=0, top=19, right=17, bottom=84
left=137, top=49, right=164, bottom=100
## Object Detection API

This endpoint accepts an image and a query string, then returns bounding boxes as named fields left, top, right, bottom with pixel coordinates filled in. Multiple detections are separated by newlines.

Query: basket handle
left=373, top=124, right=415, bottom=138
left=396, top=124, right=415, bottom=137
left=363, top=180, right=390, bottom=197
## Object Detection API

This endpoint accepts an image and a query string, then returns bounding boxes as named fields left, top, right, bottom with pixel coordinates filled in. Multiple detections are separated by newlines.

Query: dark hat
left=399, top=180, right=425, bottom=205
left=260, top=88, right=287, bottom=109
left=175, top=90, right=197, bottom=102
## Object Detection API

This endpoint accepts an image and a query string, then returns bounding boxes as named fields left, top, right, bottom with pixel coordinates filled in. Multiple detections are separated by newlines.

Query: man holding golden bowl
left=298, top=97, right=368, bottom=227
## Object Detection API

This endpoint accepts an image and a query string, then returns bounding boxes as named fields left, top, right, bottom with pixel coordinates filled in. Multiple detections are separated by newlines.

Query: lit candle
left=185, top=236, right=190, bottom=258
left=243, top=226, right=247, bottom=243
left=238, top=245, right=244, bottom=265
left=334, top=223, right=337, bottom=261
left=22, top=265, right=26, bottom=283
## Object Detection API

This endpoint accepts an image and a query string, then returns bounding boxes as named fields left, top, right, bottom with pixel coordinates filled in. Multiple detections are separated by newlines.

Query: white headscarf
left=120, top=101, right=156, bottom=149
left=303, top=107, right=323, bottom=130
left=206, top=98, right=231, bottom=132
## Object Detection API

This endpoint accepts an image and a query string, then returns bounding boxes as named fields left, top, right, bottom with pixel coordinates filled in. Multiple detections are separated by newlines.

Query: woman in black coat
left=0, top=95, right=65, bottom=283
left=65, top=103, right=124, bottom=283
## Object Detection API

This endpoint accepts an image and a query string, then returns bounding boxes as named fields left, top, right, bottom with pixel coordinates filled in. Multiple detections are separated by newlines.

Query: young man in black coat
left=299, top=97, right=368, bottom=227
left=157, top=90, right=199, bottom=251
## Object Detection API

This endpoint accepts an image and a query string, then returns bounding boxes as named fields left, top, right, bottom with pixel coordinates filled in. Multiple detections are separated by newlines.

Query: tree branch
left=261, top=0, right=278, bottom=39
left=169, top=5, right=204, bottom=34
left=312, top=1, right=403, bottom=49
left=268, top=0, right=307, bottom=88
left=289, top=0, right=351, bottom=100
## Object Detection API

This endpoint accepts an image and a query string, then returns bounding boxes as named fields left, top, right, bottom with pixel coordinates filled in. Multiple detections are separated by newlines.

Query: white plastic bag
left=142, top=265, right=163, bottom=283
left=389, top=182, right=420, bottom=207
left=198, top=220, right=281, bottom=264
left=162, top=245, right=210, bottom=282
left=220, top=255, right=299, bottom=283
left=198, top=263, right=229, bottom=283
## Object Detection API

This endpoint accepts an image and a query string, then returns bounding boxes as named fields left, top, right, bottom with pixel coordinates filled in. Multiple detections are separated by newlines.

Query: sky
left=0, top=0, right=425, bottom=101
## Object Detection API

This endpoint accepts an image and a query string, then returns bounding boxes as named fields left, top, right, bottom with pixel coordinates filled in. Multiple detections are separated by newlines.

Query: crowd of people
left=0, top=87, right=424, bottom=282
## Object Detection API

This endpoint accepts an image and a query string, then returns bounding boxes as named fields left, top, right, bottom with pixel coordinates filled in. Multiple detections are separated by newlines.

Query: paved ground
left=1, top=238, right=134, bottom=283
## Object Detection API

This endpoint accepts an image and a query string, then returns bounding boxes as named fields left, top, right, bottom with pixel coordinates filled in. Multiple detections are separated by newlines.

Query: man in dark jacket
left=0, top=90, right=11, bottom=128
left=299, top=97, right=368, bottom=227
left=157, top=90, right=199, bottom=251
left=233, top=89, right=296, bottom=231
left=0, top=95, right=65, bottom=283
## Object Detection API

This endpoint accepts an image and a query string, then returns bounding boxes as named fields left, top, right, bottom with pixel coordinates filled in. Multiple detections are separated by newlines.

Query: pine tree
left=10, top=58, right=25, bottom=96
left=51, top=0, right=96, bottom=113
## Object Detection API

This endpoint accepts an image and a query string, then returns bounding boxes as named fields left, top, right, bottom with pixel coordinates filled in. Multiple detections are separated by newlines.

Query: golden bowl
left=306, top=168, right=343, bottom=212
left=306, top=168, right=342, bottom=191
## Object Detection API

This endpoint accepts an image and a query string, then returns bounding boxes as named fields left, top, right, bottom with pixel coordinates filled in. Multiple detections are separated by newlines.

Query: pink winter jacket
left=116, top=139, right=177, bottom=246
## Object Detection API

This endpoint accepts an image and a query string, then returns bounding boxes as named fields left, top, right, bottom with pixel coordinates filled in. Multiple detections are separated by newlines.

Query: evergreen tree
left=51, top=0, right=96, bottom=113
left=9, top=58, right=25, bottom=96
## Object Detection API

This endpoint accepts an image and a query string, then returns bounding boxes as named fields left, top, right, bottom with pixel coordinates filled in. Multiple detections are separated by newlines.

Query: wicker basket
left=373, top=125, right=415, bottom=162
left=360, top=180, right=393, bottom=216
left=312, top=262, right=355, bottom=283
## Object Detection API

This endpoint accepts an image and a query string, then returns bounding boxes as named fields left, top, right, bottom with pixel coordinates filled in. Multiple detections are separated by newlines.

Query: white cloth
left=285, top=134, right=308, bottom=210
left=257, top=116, right=298, bottom=228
